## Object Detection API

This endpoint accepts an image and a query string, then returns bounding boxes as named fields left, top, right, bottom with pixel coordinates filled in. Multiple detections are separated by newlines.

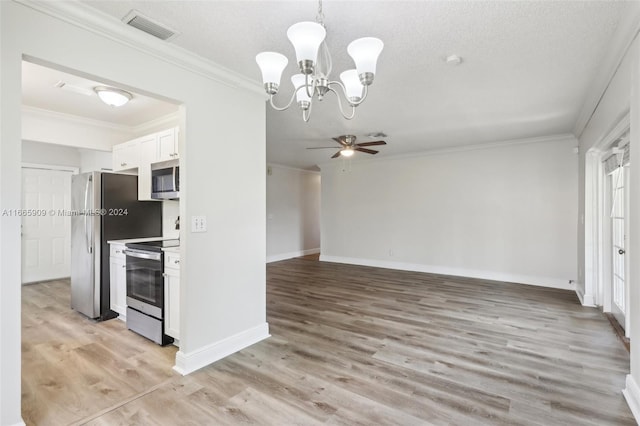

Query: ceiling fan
left=307, top=135, right=387, bottom=158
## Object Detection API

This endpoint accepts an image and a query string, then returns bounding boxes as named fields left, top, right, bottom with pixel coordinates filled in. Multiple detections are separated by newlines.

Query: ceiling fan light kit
left=340, top=147, right=354, bottom=157
left=255, top=0, right=383, bottom=122
left=308, top=134, right=387, bottom=159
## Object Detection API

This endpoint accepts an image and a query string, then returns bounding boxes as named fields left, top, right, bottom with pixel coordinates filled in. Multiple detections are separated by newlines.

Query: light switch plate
left=191, top=215, right=207, bottom=233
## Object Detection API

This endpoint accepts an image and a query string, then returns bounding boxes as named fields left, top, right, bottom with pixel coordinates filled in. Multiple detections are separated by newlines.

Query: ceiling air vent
left=122, top=10, right=179, bottom=41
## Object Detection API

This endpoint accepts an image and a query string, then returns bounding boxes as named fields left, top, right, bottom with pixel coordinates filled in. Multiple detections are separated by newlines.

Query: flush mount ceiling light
left=94, top=86, right=133, bottom=107
left=255, top=0, right=383, bottom=122
left=445, top=55, right=463, bottom=66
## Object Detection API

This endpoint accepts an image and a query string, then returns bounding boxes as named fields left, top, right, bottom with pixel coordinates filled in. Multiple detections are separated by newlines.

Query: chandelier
left=255, top=0, right=383, bottom=122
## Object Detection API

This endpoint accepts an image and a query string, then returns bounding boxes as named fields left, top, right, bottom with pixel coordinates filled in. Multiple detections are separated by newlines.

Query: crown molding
left=589, top=111, right=631, bottom=153
left=22, top=105, right=132, bottom=132
left=131, top=111, right=180, bottom=135
left=317, top=133, right=577, bottom=171
left=267, top=163, right=321, bottom=174
left=573, top=2, right=640, bottom=138
left=15, top=0, right=264, bottom=97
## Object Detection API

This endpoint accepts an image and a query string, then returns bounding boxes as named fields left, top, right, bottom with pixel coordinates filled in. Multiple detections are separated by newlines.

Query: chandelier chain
left=316, top=0, right=325, bottom=26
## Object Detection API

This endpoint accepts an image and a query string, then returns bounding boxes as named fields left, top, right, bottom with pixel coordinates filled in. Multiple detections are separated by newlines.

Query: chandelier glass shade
left=255, top=3, right=383, bottom=122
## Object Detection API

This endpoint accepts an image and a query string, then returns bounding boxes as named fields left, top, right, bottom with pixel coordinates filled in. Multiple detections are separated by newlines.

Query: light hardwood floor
left=23, top=259, right=635, bottom=425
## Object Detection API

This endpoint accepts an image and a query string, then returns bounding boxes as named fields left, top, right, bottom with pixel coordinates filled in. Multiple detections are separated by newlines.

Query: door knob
left=619, top=249, right=626, bottom=255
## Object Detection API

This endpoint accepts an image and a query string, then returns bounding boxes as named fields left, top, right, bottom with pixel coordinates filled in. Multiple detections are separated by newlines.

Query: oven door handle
left=123, top=249, right=162, bottom=261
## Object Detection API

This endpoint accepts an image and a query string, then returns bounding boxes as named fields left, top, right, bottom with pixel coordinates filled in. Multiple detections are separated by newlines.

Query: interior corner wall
left=320, top=137, right=578, bottom=289
left=626, top=32, right=640, bottom=420
left=266, top=165, right=320, bottom=262
left=1, top=2, right=266, bottom=422
left=0, top=2, right=24, bottom=424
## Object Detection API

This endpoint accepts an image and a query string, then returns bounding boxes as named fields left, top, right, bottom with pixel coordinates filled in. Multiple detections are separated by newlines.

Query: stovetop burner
left=125, top=239, right=179, bottom=252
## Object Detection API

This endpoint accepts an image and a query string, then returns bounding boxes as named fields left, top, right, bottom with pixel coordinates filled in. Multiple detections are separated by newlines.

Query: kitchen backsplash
left=163, top=200, right=180, bottom=239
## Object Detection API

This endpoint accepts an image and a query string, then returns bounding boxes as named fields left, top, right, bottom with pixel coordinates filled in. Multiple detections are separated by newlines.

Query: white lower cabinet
left=163, top=251, right=180, bottom=340
left=109, top=243, right=127, bottom=320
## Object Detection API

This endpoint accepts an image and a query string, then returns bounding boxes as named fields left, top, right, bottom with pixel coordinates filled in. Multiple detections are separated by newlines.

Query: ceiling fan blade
left=356, top=140, right=387, bottom=147
left=331, top=151, right=342, bottom=159
left=307, top=147, right=340, bottom=149
left=333, top=137, right=347, bottom=146
left=356, top=147, right=379, bottom=155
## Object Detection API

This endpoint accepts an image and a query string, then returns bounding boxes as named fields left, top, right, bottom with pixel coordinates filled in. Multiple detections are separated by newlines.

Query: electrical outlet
left=191, top=215, right=207, bottom=233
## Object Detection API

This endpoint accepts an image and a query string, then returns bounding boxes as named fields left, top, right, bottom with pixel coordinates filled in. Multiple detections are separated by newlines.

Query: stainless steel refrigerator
left=70, top=172, right=162, bottom=320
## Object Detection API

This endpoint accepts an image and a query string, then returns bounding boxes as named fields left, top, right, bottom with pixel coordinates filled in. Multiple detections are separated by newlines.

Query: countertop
left=107, top=237, right=170, bottom=244
left=161, top=247, right=181, bottom=253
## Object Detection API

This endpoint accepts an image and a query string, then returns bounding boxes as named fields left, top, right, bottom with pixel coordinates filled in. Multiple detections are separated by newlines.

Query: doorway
left=20, top=58, right=182, bottom=424
left=595, top=128, right=631, bottom=339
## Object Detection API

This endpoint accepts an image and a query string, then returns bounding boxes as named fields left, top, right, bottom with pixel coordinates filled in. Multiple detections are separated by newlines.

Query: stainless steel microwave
left=151, top=166, right=179, bottom=200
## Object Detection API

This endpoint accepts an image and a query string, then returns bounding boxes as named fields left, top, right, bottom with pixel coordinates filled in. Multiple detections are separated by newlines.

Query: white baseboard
left=623, top=374, right=640, bottom=423
left=267, top=248, right=320, bottom=263
left=575, top=287, right=597, bottom=307
left=173, top=322, right=270, bottom=375
left=319, top=255, right=574, bottom=291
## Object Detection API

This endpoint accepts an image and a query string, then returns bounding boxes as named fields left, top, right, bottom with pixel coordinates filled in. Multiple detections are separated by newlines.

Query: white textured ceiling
left=62, top=1, right=628, bottom=168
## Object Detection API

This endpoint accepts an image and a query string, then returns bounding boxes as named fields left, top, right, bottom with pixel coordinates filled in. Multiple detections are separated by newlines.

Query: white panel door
left=609, top=166, right=628, bottom=332
left=21, top=168, right=72, bottom=284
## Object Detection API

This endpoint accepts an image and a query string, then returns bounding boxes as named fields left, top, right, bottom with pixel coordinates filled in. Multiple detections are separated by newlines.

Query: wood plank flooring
left=23, top=259, right=635, bottom=425
left=21, top=280, right=178, bottom=425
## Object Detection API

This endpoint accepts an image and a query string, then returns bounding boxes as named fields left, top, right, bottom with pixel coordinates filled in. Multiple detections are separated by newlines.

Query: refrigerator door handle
left=84, top=175, right=93, bottom=254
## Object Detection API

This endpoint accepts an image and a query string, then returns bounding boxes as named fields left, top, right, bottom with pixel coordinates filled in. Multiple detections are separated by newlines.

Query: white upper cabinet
left=139, top=133, right=159, bottom=164
left=157, top=127, right=179, bottom=162
left=112, top=126, right=179, bottom=172
left=111, top=127, right=180, bottom=200
left=112, top=139, right=141, bottom=171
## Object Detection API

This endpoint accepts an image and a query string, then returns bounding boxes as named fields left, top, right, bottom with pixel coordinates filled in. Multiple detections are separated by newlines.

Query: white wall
left=320, top=136, right=578, bottom=289
left=132, top=111, right=180, bottom=137
left=162, top=200, right=180, bottom=239
left=23, top=140, right=113, bottom=173
left=22, top=140, right=81, bottom=168
left=626, top=36, right=640, bottom=420
left=22, top=106, right=133, bottom=151
left=1, top=2, right=266, bottom=424
left=266, top=165, right=320, bottom=262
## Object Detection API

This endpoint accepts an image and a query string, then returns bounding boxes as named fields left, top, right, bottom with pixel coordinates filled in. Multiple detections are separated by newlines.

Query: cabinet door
left=112, top=141, right=140, bottom=171
left=110, top=243, right=126, bottom=259
left=109, top=256, right=127, bottom=319
left=157, top=128, right=178, bottom=162
left=138, top=134, right=159, bottom=163
left=137, top=134, right=160, bottom=201
left=164, top=268, right=180, bottom=339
